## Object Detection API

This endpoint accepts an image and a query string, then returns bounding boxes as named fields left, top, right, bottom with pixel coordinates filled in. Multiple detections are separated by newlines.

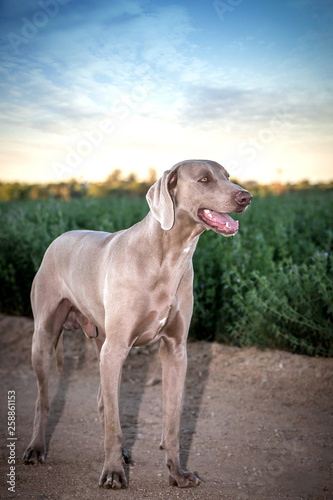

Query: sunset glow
left=0, top=0, right=332, bottom=184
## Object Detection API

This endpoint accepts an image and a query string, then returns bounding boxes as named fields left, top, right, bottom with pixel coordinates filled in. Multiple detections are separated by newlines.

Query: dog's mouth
left=198, top=209, right=239, bottom=236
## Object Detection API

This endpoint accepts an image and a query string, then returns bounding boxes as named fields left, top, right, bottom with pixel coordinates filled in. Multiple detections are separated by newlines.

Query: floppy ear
left=146, top=167, right=178, bottom=230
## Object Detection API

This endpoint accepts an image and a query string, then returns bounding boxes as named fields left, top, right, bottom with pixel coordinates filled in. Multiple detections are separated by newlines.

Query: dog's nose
left=235, top=190, right=252, bottom=206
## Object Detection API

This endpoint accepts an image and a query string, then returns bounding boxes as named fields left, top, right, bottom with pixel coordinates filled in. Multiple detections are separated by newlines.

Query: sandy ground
left=0, top=314, right=332, bottom=500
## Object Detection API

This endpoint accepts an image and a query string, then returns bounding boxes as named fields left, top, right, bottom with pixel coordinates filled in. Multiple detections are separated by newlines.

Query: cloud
left=179, top=85, right=289, bottom=130
left=0, top=0, right=197, bottom=132
left=174, top=79, right=333, bottom=180
left=0, top=0, right=332, bottom=183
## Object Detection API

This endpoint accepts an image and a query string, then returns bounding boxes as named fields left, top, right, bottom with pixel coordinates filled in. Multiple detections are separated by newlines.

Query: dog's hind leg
left=23, top=323, right=55, bottom=463
left=23, top=283, right=70, bottom=464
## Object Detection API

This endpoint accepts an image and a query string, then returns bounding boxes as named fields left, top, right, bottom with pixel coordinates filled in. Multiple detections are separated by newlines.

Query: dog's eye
left=199, top=177, right=209, bottom=183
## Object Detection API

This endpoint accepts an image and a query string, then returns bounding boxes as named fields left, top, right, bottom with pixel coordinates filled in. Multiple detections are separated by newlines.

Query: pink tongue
left=210, top=211, right=238, bottom=231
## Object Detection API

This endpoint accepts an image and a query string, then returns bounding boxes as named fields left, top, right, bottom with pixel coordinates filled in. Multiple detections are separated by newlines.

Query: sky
left=0, top=0, right=332, bottom=185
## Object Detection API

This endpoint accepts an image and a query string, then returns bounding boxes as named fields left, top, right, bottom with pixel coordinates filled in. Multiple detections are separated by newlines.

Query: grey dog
left=23, top=159, right=252, bottom=489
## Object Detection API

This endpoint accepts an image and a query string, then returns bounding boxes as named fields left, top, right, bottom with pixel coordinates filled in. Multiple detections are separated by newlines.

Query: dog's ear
left=146, top=167, right=179, bottom=230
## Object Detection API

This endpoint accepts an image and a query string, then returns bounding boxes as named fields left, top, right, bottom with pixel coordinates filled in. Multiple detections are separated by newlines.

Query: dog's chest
left=132, top=301, right=174, bottom=347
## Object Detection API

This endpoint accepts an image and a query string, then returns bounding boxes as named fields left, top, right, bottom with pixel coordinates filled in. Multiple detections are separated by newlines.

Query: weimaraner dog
left=23, top=159, right=252, bottom=489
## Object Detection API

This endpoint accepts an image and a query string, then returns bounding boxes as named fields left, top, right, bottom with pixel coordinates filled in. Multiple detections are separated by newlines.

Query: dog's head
left=147, top=160, right=252, bottom=236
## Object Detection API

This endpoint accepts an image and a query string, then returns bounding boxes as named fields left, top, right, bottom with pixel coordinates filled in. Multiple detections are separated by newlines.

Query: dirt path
left=0, top=314, right=332, bottom=500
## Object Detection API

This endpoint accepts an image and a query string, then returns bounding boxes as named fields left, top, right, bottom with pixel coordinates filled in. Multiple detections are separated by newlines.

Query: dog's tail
left=55, top=332, right=63, bottom=373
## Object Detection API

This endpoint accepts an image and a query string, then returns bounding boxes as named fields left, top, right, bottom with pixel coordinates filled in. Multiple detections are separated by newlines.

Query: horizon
left=1, top=169, right=332, bottom=188
left=0, top=0, right=332, bottom=185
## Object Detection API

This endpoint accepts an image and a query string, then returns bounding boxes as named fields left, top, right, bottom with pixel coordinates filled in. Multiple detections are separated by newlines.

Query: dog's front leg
left=99, top=339, right=129, bottom=489
left=159, top=333, right=199, bottom=488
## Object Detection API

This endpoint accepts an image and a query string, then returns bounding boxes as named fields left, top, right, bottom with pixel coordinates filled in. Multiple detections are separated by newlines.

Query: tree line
left=0, top=168, right=332, bottom=201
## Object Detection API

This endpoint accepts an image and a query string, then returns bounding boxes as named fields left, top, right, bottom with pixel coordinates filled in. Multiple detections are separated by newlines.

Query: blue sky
left=0, top=0, right=332, bottom=184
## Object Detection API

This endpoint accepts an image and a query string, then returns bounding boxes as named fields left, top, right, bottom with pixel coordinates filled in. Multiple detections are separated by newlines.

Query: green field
left=0, top=191, right=332, bottom=356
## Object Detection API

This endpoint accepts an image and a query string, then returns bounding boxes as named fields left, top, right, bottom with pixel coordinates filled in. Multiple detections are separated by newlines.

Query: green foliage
left=0, top=197, right=148, bottom=316
left=0, top=169, right=158, bottom=201
left=0, top=191, right=332, bottom=356
left=192, top=192, right=333, bottom=356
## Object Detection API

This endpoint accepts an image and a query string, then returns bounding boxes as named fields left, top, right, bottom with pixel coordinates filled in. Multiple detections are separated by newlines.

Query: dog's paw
left=169, top=470, right=200, bottom=488
left=22, top=445, right=46, bottom=465
left=99, top=467, right=128, bottom=489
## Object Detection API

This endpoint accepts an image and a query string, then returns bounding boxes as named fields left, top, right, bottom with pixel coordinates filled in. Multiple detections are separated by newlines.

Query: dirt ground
left=0, top=314, right=332, bottom=500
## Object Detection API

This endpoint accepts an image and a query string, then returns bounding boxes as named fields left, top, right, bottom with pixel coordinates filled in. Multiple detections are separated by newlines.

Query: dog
left=23, top=159, right=252, bottom=488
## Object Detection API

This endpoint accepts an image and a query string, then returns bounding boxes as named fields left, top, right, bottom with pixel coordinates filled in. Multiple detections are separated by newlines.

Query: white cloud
left=0, top=0, right=332, bottom=184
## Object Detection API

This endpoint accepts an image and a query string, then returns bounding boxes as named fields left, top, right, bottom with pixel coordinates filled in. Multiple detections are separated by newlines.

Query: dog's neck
left=140, top=211, right=203, bottom=268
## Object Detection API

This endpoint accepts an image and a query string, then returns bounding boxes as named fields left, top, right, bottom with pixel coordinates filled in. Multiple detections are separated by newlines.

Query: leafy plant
left=0, top=191, right=332, bottom=356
